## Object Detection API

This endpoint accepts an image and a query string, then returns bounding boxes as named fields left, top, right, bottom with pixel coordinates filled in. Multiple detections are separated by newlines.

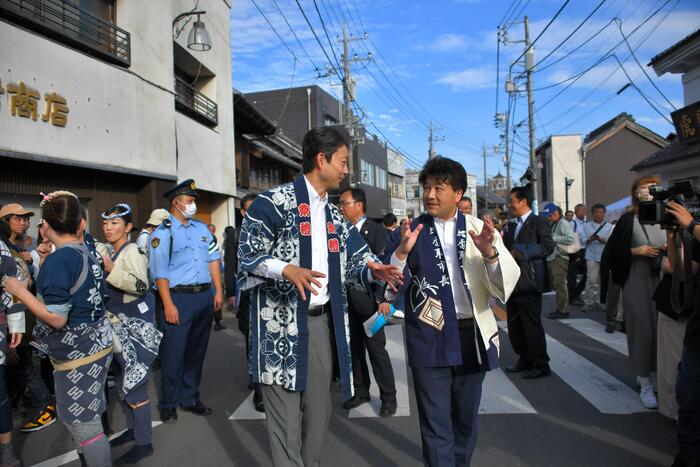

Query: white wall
left=0, top=0, right=234, bottom=201
left=549, top=135, right=583, bottom=210
left=682, top=66, right=700, bottom=105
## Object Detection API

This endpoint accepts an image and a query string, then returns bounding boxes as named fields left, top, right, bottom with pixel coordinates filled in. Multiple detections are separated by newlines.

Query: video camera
left=638, top=180, right=700, bottom=229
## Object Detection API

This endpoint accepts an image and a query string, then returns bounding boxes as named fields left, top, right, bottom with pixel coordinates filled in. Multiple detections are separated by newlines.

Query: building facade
left=582, top=113, right=668, bottom=206
left=0, top=0, right=235, bottom=241
left=405, top=169, right=422, bottom=219
left=535, top=134, right=583, bottom=211
left=246, top=85, right=391, bottom=219
left=387, top=147, right=407, bottom=217
left=632, top=30, right=700, bottom=186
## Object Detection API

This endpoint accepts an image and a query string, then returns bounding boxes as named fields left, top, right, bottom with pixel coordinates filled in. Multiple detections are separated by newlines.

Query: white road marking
left=559, top=318, right=629, bottom=356
left=229, top=391, right=266, bottom=420
left=479, top=368, right=537, bottom=414
left=30, top=422, right=163, bottom=467
left=498, top=322, right=645, bottom=414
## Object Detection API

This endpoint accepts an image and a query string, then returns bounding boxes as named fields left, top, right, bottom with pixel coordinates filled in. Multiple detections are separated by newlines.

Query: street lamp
left=565, top=177, right=575, bottom=212
left=173, top=11, right=212, bottom=51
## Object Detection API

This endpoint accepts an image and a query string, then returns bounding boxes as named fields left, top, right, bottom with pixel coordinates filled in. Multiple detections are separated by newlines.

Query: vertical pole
left=342, top=22, right=354, bottom=184
left=483, top=143, right=488, bottom=211
left=565, top=177, right=570, bottom=212
left=428, top=120, right=434, bottom=159
left=504, top=109, right=511, bottom=194
left=525, top=16, right=539, bottom=214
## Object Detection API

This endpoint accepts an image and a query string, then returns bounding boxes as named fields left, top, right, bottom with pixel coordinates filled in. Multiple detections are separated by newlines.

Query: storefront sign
left=0, top=80, right=69, bottom=127
left=671, top=101, right=700, bottom=145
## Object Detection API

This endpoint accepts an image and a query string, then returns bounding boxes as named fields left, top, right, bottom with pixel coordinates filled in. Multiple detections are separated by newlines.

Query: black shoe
left=152, top=358, right=161, bottom=370
left=505, top=360, right=532, bottom=373
left=547, top=310, right=570, bottom=320
left=180, top=401, right=212, bottom=416
left=253, top=393, right=265, bottom=413
left=379, top=400, right=397, bottom=417
left=616, top=322, right=626, bottom=334
left=343, top=394, right=370, bottom=410
left=110, top=429, right=134, bottom=447
left=605, top=323, right=615, bottom=334
left=115, top=443, right=154, bottom=465
left=160, top=407, right=178, bottom=423
left=522, top=368, right=551, bottom=379
left=214, top=323, right=226, bottom=331
left=569, top=298, right=584, bottom=306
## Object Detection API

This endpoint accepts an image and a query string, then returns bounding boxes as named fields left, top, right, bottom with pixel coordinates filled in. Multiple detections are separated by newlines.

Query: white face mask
left=636, top=186, right=653, bottom=202
left=177, top=201, right=197, bottom=219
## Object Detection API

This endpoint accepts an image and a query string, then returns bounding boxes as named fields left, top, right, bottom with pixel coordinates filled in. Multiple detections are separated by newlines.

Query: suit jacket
left=347, top=219, right=387, bottom=317
left=504, top=212, right=554, bottom=300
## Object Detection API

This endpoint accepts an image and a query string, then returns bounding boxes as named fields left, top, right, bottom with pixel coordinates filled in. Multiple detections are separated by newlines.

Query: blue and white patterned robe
left=238, top=176, right=377, bottom=401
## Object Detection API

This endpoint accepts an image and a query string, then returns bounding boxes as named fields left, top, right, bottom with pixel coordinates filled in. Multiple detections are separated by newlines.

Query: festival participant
left=5, top=191, right=113, bottom=467
left=100, top=203, right=162, bottom=464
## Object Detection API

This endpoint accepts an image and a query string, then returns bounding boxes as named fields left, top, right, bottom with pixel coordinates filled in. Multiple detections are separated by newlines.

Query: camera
left=638, top=180, right=700, bottom=229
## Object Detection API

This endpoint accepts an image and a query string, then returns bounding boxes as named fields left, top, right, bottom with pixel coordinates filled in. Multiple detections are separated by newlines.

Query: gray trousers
left=262, top=313, right=333, bottom=467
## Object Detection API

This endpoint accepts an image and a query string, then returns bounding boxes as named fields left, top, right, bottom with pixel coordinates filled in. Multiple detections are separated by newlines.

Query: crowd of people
left=0, top=126, right=697, bottom=467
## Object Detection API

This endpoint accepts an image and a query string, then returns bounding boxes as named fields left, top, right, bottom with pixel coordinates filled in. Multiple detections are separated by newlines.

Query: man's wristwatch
left=484, top=247, right=499, bottom=261
left=688, top=220, right=698, bottom=236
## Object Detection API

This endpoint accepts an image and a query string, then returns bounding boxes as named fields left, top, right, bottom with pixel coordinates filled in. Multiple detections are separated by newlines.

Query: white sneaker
left=392, top=310, right=405, bottom=319
left=640, top=386, right=658, bottom=409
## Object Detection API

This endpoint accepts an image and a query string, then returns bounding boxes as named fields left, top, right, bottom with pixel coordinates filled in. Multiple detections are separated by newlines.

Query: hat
left=163, top=179, right=199, bottom=200
left=539, top=203, right=560, bottom=217
left=146, top=208, right=170, bottom=226
left=0, top=203, right=35, bottom=220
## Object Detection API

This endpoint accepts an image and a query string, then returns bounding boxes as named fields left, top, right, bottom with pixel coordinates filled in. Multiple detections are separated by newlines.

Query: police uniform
left=149, top=180, right=221, bottom=415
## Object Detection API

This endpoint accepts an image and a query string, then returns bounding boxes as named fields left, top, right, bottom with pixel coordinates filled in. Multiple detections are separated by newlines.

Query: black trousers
left=567, top=250, right=586, bottom=301
left=237, top=290, right=262, bottom=399
left=506, top=294, right=550, bottom=369
left=348, top=310, right=396, bottom=402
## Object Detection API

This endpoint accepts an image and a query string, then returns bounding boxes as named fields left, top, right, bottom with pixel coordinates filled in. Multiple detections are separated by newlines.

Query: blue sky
left=230, top=0, right=700, bottom=184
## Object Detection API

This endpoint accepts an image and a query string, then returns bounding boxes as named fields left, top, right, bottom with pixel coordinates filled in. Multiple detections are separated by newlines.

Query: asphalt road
left=18, top=293, right=678, bottom=467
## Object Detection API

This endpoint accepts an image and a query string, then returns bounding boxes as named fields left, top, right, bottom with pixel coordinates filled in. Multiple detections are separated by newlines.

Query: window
left=375, top=167, right=387, bottom=190
left=361, top=160, right=374, bottom=186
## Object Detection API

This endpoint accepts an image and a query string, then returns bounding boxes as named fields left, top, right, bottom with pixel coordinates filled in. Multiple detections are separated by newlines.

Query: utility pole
left=482, top=143, right=489, bottom=210
left=428, top=119, right=444, bottom=159
left=338, top=23, right=370, bottom=184
left=524, top=16, right=539, bottom=214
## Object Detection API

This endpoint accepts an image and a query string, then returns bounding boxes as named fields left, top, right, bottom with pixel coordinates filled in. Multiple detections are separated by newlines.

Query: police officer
left=149, top=179, right=224, bottom=423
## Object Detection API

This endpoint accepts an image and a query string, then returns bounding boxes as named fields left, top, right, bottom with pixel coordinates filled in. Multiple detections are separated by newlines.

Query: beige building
left=535, top=134, right=584, bottom=211
left=0, top=0, right=235, bottom=240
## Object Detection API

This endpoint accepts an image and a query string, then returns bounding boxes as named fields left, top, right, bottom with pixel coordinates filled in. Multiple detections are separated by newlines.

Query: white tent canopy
left=605, top=196, right=631, bottom=222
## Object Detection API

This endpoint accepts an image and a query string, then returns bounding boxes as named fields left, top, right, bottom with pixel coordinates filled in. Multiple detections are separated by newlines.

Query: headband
left=39, top=191, right=79, bottom=208
left=101, top=203, right=132, bottom=220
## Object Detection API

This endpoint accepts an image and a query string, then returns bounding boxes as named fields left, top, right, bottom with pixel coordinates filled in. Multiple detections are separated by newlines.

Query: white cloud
left=435, top=67, right=494, bottom=91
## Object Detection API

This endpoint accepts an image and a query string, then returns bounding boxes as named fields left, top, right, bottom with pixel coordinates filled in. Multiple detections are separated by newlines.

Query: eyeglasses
left=338, top=201, right=357, bottom=207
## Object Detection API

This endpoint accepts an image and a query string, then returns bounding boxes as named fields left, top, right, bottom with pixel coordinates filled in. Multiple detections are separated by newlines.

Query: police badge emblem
left=151, top=238, right=160, bottom=249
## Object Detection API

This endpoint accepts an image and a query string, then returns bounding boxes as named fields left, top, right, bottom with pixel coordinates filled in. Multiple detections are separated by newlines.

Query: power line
left=533, top=0, right=608, bottom=72
left=268, top=0, right=320, bottom=70
left=250, top=0, right=300, bottom=62
left=293, top=0, right=343, bottom=80
left=615, top=17, right=676, bottom=111
left=510, top=0, right=572, bottom=68
left=499, top=0, right=522, bottom=27
left=533, top=0, right=673, bottom=113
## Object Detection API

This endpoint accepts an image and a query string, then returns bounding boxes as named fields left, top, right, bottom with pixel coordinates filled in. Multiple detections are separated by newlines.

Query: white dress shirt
left=514, top=209, right=532, bottom=240
left=252, top=176, right=330, bottom=306
left=391, top=209, right=503, bottom=320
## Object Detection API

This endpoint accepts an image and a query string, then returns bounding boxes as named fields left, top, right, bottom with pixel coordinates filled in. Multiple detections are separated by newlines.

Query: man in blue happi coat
left=238, top=127, right=402, bottom=467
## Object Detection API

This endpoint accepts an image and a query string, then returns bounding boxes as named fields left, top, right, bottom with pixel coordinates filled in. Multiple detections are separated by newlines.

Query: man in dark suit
left=339, top=188, right=397, bottom=416
left=503, top=186, right=555, bottom=379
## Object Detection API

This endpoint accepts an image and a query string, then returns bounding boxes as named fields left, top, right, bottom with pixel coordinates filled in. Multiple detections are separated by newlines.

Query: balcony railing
left=174, top=75, right=218, bottom=127
left=0, top=0, right=131, bottom=67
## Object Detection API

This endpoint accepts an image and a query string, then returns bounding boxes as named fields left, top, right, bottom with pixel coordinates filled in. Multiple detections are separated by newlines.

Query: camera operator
left=665, top=200, right=700, bottom=467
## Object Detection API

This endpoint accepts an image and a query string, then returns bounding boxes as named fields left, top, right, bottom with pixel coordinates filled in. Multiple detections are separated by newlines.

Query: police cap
left=164, top=179, right=199, bottom=200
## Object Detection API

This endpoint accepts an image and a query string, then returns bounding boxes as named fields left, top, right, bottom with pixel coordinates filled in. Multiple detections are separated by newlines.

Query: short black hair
left=241, top=193, right=257, bottom=210
left=341, top=187, right=367, bottom=213
left=510, top=186, right=533, bottom=207
left=383, top=213, right=397, bottom=227
left=461, top=196, right=472, bottom=203
left=302, top=127, right=350, bottom=174
left=574, top=203, right=585, bottom=210
left=591, top=203, right=606, bottom=213
left=565, top=210, right=574, bottom=216
left=418, top=157, right=467, bottom=194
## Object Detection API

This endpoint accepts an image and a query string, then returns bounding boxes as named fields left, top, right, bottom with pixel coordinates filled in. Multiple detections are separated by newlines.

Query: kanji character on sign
left=6, top=81, right=40, bottom=120
left=42, top=92, right=69, bottom=127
